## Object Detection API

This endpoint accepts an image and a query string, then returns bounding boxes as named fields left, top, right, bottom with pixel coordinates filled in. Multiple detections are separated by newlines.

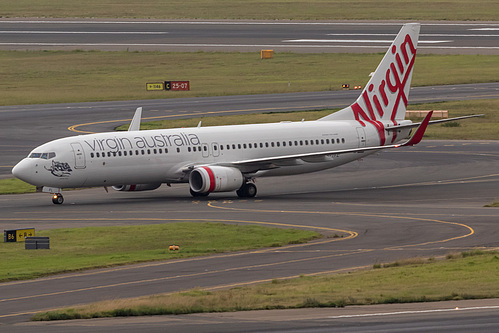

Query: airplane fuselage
left=13, top=119, right=411, bottom=190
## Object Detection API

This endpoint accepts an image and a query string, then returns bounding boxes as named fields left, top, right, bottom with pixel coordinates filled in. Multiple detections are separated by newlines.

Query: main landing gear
left=52, top=193, right=64, bottom=205
left=236, top=182, right=257, bottom=198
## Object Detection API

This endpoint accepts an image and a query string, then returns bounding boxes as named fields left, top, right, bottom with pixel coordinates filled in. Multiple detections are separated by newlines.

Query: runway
left=1, top=140, right=499, bottom=331
left=0, top=19, right=498, bottom=54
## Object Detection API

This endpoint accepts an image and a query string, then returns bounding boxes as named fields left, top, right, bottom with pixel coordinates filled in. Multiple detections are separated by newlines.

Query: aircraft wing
left=226, top=110, right=434, bottom=171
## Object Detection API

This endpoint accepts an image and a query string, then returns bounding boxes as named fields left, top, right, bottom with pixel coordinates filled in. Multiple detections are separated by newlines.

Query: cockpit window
left=29, top=152, right=56, bottom=159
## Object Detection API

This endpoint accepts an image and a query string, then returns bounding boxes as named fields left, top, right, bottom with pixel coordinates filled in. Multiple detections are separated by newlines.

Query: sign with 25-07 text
left=165, top=81, right=190, bottom=91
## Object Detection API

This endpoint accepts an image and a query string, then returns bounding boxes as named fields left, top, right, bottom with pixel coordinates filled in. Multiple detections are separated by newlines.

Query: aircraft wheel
left=237, top=183, right=257, bottom=198
left=52, top=193, right=64, bottom=205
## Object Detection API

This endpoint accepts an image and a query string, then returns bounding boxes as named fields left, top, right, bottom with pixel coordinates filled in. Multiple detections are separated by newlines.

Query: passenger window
left=91, top=153, right=94, bottom=158
left=342, top=138, right=345, bottom=143
left=177, top=148, right=180, bottom=153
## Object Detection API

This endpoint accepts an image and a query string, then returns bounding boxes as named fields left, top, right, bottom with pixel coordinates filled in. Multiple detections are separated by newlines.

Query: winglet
left=398, top=111, right=433, bottom=147
left=128, top=107, right=142, bottom=131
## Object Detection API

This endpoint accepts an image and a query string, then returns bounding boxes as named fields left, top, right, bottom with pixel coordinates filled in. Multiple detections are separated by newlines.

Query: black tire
left=245, top=183, right=257, bottom=198
left=52, top=194, right=64, bottom=205
left=237, top=183, right=257, bottom=198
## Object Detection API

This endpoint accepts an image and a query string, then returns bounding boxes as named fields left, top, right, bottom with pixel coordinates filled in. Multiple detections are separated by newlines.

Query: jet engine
left=189, top=166, right=244, bottom=194
left=112, top=183, right=162, bottom=191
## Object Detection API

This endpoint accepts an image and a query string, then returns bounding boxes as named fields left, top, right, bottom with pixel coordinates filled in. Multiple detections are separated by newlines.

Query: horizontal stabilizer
left=387, top=114, right=484, bottom=131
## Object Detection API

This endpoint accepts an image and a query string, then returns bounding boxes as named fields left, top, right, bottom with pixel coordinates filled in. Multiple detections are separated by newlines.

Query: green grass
left=1, top=0, right=498, bottom=21
left=32, top=250, right=499, bottom=320
left=1, top=51, right=499, bottom=106
left=0, top=177, right=36, bottom=194
left=0, top=223, right=319, bottom=282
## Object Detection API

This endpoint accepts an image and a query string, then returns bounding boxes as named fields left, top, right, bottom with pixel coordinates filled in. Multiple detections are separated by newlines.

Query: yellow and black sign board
left=146, top=82, right=165, bottom=91
left=4, top=228, right=35, bottom=242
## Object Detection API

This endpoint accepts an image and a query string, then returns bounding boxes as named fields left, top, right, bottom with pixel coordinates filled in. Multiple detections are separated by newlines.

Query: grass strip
left=1, top=51, right=499, bottom=106
left=0, top=223, right=320, bottom=282
left=32, top=250, right=499, bottom=320
left=1, top=0, right=498, bottom=21
left=0, top=177, right=36, bottom=194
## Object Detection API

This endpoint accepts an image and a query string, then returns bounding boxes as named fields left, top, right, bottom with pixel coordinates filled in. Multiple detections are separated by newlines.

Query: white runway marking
left=285, top=39, right=451, bottom=44
left=328, top=305, right=499, bottom=319
left=0, top=31, right=168, bottom=34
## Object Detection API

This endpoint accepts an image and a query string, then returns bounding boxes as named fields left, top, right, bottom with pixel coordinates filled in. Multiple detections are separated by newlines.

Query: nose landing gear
left=52, top=193, right=64, bottom=205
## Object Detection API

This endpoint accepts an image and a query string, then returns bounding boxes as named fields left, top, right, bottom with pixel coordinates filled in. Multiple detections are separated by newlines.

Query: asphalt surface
left=1, top=140, right=499, bottom=332
left=0, top=19, right=498, bottom=54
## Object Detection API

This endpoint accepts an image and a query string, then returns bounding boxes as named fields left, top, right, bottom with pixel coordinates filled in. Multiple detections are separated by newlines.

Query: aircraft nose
left=12, top=159, right=33, bottom=184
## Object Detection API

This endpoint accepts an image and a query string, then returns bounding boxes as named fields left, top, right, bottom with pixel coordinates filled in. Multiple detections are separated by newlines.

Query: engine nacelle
left=189, top=166, right=244, bottom=194
left=112, top=183, right=162, bottom=192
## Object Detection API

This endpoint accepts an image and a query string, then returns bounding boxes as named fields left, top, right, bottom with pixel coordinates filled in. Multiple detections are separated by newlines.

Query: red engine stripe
left=202, top=166, right=216, bottom=192
left=129, top=185, right=136, bottom=191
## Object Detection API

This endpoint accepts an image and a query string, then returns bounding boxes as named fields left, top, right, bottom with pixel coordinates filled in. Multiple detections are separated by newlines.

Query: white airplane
left=12, top=23, right=481, bottom=204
